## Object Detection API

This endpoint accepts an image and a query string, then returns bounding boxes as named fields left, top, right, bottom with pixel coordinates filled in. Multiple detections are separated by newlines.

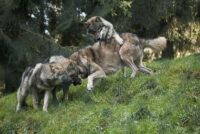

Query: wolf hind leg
left=16, top=87, right=29, bottom=112
left=136, top=56, right=153, bottom=75
left=119, top=42, right=139, bottom=78
left=127, top=62, right=138, bottom=78
left=138, top=65, right=153, bottom=75
left=122, top=66, right=126, bottom=78
left=120, top=57, right=138, bottom=78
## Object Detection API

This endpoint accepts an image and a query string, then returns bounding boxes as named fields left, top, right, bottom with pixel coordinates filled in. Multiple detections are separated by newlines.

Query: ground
left=0, top=54, right=200, bottom=134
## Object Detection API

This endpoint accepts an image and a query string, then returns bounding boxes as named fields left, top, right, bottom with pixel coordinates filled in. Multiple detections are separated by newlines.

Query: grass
left=0, top=54, right=200, bottom=134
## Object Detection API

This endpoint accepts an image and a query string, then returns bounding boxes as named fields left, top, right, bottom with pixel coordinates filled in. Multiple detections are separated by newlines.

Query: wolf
left=16, top=60, right=79, bottom=112
left=43, top=55, right=82, bottom=104
left=84, top=16, right=123, bottom=45
left=68, top=31, right=166, bottom=91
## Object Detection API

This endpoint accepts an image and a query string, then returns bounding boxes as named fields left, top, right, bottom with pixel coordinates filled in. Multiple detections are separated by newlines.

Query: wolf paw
left=43, top=108, right=48, bottom=112
left=117, top=38, right=124, bottom=45
left=87, top=83, right=93, bottom=91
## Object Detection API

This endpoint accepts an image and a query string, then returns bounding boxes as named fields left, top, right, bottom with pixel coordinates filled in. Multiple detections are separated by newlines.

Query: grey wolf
left=84, top=16, right=123, bottom=45
left=16, top=60, right=79, bottom=112
left=69, top=16, right=166, bottom=91
left=43, top=55, right=82, bottom=103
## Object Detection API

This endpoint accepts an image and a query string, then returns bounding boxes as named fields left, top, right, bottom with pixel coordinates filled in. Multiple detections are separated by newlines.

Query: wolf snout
left=72, top=77, right=82, bottom=86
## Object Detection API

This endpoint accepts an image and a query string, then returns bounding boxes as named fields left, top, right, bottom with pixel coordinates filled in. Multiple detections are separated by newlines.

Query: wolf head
left=46, top=63, right=67, bottom=85
left=44, top=62, right=81, bottom=86
left=84, top=16, right=103, bottom=29
left=43, top=56, right=81, bottom=86
left=61, top=60, right=82, bottom=85
left=62, top=60, right=82, bottom=86
left=84, top=16, right=105, bottom=40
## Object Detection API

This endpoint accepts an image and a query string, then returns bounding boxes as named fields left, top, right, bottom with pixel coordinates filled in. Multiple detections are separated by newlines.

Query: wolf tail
left=17, top=66, right=34, bottom=98
left=140, top=37, right=167, bottom=52
left=21, top=67, right=32, bottom=82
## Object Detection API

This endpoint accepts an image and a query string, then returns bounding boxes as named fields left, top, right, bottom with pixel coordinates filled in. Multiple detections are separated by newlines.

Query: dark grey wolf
left=16, top=60, right=79, bottom=112
left=43, top=56, right=82, bottom=103
left=84, top=16, right=123, bottom=45
left=66, top=16, right=167, bottom=91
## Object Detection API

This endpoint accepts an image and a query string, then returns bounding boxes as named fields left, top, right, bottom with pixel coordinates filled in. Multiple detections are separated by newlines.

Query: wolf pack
left=16, top=16, right=167, bottom=112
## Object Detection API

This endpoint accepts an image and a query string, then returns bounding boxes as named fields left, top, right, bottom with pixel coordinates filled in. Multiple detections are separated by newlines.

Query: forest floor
left=0, top=54, right=200, bottom=134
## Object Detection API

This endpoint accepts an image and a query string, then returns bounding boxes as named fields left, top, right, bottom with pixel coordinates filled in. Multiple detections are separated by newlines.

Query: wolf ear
left=95, top=16, right=101, bottom=22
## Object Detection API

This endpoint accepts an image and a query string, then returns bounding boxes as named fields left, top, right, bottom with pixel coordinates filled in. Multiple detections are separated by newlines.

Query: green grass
left=0, top=54, right=200, bottom=134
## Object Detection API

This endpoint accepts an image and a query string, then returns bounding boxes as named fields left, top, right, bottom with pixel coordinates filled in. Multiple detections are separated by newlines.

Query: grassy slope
left=0, top=54, right=200, bottom=134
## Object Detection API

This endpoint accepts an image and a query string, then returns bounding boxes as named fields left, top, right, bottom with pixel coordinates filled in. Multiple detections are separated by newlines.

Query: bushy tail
left=140, top=37, right=167, bottom=52
left=16, top=66, right=36, bottom=112
left=17, top=67, right=33, bottom=100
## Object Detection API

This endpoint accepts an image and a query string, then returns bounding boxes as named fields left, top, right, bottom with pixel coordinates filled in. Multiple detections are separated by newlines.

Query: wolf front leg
left=113, top=32, right=124, bottom=45
left=52, top=88, right=59, bottom=104
left=87, top=63, right=106, bottom=91
left=99, top=27, right=106, bottom=40
left=87, top=71, right=106, bottom=91
left=122, top=66, right=126, bottom=78
left=43, top=90, right=51, bottom=112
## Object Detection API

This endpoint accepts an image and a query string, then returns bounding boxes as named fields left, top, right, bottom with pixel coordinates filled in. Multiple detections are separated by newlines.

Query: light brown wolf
left=69, top=33, right=166, bottom=91
left=16, top=60, right=79, bottom=112
left=68, top=16, right=167, bottom=91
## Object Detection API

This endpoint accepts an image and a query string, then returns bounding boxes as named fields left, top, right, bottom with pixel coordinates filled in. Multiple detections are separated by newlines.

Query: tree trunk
left=162, top=41, right=174, bottom=58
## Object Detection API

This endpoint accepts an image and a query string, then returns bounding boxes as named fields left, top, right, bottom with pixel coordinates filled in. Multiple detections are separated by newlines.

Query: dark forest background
left=0, top=0, right=199, bottom=93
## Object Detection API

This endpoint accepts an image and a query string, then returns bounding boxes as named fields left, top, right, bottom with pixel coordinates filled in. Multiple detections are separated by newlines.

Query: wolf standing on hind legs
left=84, top=16, right=124, bottom=45
left=84, top=16, right=167, bottom=79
